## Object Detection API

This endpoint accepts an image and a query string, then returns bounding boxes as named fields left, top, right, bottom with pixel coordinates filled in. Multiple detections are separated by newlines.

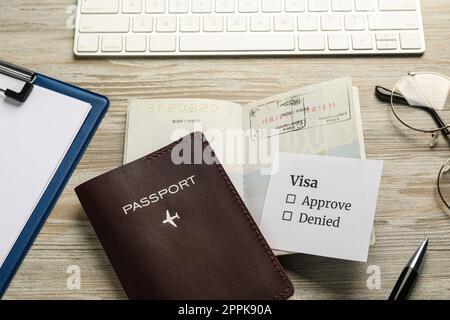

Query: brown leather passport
left=75, top=132, right=293, bottom=300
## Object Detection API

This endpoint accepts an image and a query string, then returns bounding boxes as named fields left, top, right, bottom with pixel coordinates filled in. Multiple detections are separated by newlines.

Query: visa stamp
left=248, top=89, right=352, bottom=139
left=249, top=95, right=306, bottom=138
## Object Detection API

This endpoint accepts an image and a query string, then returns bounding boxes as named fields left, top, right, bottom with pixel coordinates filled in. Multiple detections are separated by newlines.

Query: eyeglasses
left=375, top=72, right=450, bottom=209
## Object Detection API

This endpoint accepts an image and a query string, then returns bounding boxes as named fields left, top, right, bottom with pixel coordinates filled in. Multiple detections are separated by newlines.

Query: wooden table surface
left=1, top=0, right=450, bottom=300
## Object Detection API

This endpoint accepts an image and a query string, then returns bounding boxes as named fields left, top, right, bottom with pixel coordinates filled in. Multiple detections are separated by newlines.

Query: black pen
left=389, top=238, right=428, bottom=300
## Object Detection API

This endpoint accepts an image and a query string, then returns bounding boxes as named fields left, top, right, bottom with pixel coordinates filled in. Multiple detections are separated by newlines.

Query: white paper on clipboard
left=0, top=73, right=91, bottom=268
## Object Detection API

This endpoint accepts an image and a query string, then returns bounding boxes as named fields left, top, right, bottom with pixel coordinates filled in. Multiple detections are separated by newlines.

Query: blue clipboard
left=0, top=61, right=109, bottom=297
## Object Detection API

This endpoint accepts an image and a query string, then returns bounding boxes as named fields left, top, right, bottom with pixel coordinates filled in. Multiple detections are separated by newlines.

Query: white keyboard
left=74, top=0, right=426, bottom=56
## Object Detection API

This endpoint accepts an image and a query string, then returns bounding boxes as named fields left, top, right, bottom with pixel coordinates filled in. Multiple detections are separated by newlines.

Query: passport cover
left=75, top=132, right=293, bottom=300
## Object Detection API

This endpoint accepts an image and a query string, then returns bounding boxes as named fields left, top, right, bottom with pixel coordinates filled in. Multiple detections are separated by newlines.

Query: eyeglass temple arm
left=375, top=86, right=450, bottom=136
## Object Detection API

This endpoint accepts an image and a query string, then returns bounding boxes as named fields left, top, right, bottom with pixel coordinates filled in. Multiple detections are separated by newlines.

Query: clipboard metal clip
left=0, top=60, right=36, bottom=103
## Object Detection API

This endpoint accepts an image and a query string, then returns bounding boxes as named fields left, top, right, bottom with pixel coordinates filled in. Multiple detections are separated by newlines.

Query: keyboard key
left=368, top=13, right=419, bottom=30
left=192, top=0, right=212, bottom=12
left=180, top=16, right=201, bottom=32
left=251, top=15, right=271, bottom=31
left=344, top=14, right=365, bottom=30
left=133, top=16, right=154, bottom=32
left=227, top=16, right=247, bottom=32
left=203, top=15, right=224, bottom=31
left=101, top=35, right=123, bottom=52
left=298, top=34, right=325, bottom=50
left=331, top=0, right=352, bottom=12
left=156, top=16, right=177, bottom=32
left=308, top=0, right=328, bottom=12
left=298, top=15, right=318, bottom=31
left=379, top=0, right=416, bottom=11
left=216, top=0, right=235, bottom=13
left=179, top=34, right=295, bottom=51
left=146, top=0, right=166, bottom=13
left=321, top=14, right=342, bottom=31
left=168, top=0, right=189, bottom=13
left=81, top=0, right=119, bottom=14
left=328, top=33, right=349, bottom=50
left=150, top=35, right=177, bottom=51
left=79, top=15, right=130, bottom=33
left=77, top=35, right=99, bottom=52
left=400, top=32, right=422, bottom=49
left=285, top=0, right=305, bottom=12
left=123, top=0, right=143, bottom=13
left=355, top=0, right=376, bottom=11
left=274, top=15, right=294, bottom=31
left=351, top=33, right=373, bottom=49
left=239, top=0, right=259, bottom=12
left=126, top=35, right=147, bottom=51
left=376, top=40, right=397, bottom=50
left=261, top=0, right=282, bottom=12
left=375, top=32, right=396, bottom=41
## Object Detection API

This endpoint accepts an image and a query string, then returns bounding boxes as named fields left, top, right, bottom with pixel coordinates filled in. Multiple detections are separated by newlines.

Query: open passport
left=125, top=77, right=365, bottom=225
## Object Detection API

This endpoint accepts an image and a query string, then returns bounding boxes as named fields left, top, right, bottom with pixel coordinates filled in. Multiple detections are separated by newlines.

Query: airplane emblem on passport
left=163, top=210, right=180, bottom=228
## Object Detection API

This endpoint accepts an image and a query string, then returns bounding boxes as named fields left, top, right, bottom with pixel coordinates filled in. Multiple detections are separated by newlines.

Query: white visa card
left=260, top=153, right=383, bottom=262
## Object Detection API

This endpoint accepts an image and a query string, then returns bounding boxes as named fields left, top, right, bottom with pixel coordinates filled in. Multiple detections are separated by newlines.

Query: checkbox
left=282, top=211, right=293, bottom=221
left=285, top=194, right=296, bottom=204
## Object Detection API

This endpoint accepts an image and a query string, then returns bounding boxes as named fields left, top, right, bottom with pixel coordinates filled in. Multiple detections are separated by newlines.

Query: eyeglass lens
left=391, top=73, right=450, bottom=132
